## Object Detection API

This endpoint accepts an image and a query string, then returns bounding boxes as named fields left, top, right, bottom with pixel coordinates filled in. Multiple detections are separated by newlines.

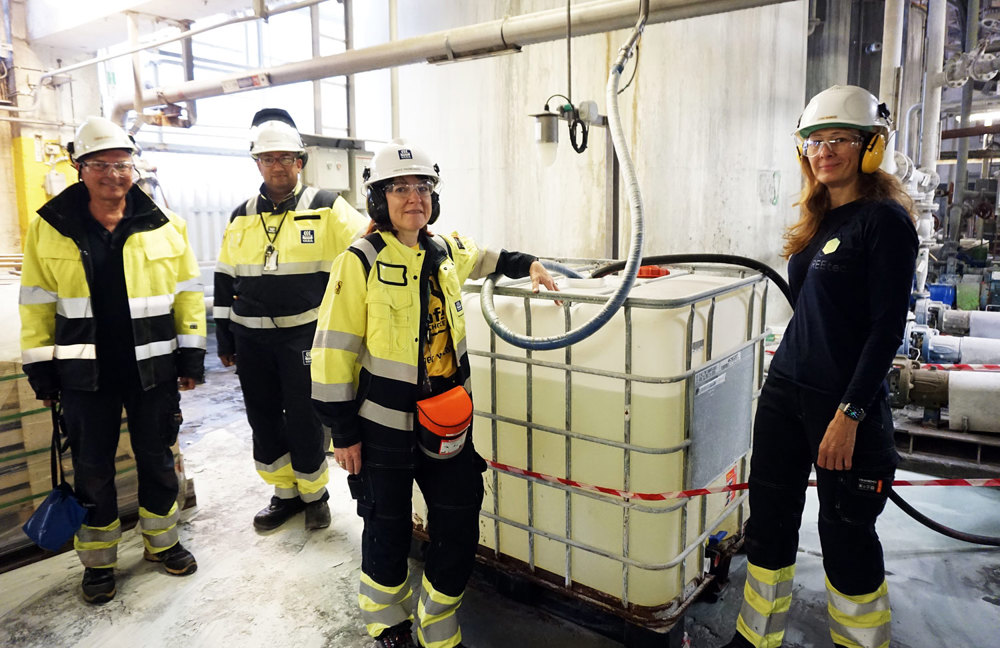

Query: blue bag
left=22, top=405, right=88, bottom=552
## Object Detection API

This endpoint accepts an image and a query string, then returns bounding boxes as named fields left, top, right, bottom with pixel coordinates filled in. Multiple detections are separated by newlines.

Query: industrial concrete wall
left=353, top=0, right=807, bottom=295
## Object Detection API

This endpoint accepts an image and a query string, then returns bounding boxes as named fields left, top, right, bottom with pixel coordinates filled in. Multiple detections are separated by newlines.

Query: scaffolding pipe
left=878, top=0, right=906, bottom=174
left=110, top=0, right=792, bottom=124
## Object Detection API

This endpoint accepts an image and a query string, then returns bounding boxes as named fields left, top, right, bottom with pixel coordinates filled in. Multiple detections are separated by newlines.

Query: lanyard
left=260, top=210, right=288, bottom=272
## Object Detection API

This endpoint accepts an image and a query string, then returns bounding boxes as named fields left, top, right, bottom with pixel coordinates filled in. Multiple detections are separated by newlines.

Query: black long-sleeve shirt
left=768, top=199, right=918, bottom=409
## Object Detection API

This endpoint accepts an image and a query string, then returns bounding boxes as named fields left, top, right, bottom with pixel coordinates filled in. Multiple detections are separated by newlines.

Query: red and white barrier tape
left=485, top=460, right=1000, bottom=502
left=919, top=363, right=1000, bottom=371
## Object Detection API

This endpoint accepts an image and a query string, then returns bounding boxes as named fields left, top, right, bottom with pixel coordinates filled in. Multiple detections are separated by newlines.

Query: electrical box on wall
left=350, top=150, right=374, bottom=211
left=44, top=170, right=68, bottom=197
left=301, top=146, right=350, bottom=191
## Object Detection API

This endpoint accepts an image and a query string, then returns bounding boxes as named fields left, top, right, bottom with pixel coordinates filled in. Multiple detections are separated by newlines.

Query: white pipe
left=389, top=0, right=399, bottom=140
left=127, top=12, right=145, bottom=132
left=919, top=0, right=947, bottom=173
left=111, top=0, right=792, bottom=123
left=878, top=0, right=905, bottom=174
left=0, top=0, right=325, bottom=113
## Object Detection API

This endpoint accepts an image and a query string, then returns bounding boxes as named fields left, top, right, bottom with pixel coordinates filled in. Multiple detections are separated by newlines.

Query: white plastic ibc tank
left=448, top=270, right=764, bottom=612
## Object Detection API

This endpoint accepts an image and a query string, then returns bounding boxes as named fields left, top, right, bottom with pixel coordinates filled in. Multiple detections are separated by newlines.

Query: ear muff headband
left=860, top=131, right=886, bottom=174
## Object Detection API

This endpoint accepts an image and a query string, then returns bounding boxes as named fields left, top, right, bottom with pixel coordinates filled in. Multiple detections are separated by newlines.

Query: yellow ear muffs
left=860, top=131, right=886, bottom=173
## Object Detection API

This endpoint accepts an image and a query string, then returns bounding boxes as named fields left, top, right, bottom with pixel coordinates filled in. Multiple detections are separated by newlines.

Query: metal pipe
left=111, top=0, right=790, bottom=123
left=126, top=12, right=145, bottom=132
left=311, top=3, right=323, bottom=133
left=918, top=0, right=948, bottom=173
left=345, top=0, right=357, bottom=138
left=951, top=0, right=980, bottom=242
left=941, top=123, right=1000, bottom=138
left=878, top=0, right=906, bottom=173
left=389, top=0, right=399, bottom=140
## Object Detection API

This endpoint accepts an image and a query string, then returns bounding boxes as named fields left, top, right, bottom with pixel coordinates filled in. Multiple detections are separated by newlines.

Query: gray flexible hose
left=480, top=4, right=648, bottom=351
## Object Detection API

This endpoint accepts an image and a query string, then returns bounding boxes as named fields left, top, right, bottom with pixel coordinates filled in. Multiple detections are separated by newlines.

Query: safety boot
left=375, top=621, right=416, bottom=647
left=304, top=500, right=331, bottom=530
left=81, top=567, right=116, bottom=604
left=253, top=496, right=306, bottom=530
left=144, top=541, right=198, bottom=575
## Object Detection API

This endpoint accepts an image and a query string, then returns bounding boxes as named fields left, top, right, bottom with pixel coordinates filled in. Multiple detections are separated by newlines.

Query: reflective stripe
left=257, top=453, right=293, bottom=474
left=216, top=261, right=236, bottom=277
left=56, top=296, right=93, bottom=319
left=231, top=260, right=331, bottom=277
left=827, top=578, right=891, bottom=648
left=360, top=572, right=413, bottom=638
left=455, top=337, right=467, bottom=360
left=359, top=400, right=413, bottom=431
left=313, top=329, right=363, bottom=353
left=138, top=503, right=179, bottom=531
left=23, top=346, right=55, bottom=364
left=143, top=526, right=179, bottom=550
left=176, top=278, right=202, bottom=292
left=275, top=485, right=299, bottom=499
left=361, top=348, right=417, bottom=384
left=19, top=285, right=57, bottom=305
left=54, top=343, right=97, bottom=360
left=294, top=463, right=330, bottom=500
left=296, top=186, right=319, bottom=210
left=134, top=339, right=177, bottom=361
left=734, top=562, right=795, bottom=648
left=76, top=520, right=122, bottom=568
left=76, top=520, right=122, bottom=543
left=177, top=334, right=207, bottom=350
left=129, top=294, right=175, bottom=318
left=352, top=237, right=380, bottom=269
left=213, top=306, right=231, bottom=320
left=417, top=573, right=463, bottom=648
left=312, top=380, right=356, bottom=403
left=230, top=308, right=319, bottom=329
left=470, top=246, right=500, bottom=280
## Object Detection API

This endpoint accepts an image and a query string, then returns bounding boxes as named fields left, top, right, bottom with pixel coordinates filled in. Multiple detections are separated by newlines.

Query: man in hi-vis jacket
left=19, top=116, right=205, bottom=605
left=214, top=108, right=367, bottom=532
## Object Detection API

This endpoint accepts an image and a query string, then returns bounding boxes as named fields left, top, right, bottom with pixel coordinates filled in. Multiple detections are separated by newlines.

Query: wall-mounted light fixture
left=531, top=95, right=602, bottom=166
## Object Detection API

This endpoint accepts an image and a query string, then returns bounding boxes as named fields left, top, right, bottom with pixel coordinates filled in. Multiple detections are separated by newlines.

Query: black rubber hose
left=594, top=252, right=1000, bottom=546
left=888, top=489, right=1000, bottom=546
left=590, top=253, right=794, bottom=306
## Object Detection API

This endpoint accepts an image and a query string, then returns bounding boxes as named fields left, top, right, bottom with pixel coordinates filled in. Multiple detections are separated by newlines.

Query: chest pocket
left=130, top=226, right=187, bottom=295
left=39, top=238, right=86, bottom=296
left=367, top=289, right=412, bottom=354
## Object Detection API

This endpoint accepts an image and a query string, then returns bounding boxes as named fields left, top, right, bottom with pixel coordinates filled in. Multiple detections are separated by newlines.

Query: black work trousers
left=62, top=380, right=181, bottom=527
left=233, top=324, right=326, bottom=483
left=745, top=374, right=898, bottom=596
left=355, top=440, right=486, bottom=596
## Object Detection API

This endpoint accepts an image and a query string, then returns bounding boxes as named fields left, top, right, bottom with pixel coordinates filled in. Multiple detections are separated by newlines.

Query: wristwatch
left=838, top=402, right=866, bottom=422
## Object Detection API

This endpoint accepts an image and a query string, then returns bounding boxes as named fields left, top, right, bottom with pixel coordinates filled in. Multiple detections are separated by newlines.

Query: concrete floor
left=1, top=343, right=998, bottom=648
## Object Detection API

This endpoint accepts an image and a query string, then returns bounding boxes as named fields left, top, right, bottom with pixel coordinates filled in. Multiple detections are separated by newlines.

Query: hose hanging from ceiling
left=479, top=0, right=649, bottom=351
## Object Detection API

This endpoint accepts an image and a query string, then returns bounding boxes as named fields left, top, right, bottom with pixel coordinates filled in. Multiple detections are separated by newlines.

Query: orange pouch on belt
left=416, top=386, right=473, bottom=437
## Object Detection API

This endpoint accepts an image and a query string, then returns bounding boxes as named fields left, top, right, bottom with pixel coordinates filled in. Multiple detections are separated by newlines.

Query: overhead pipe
left=878, top=0, right=905, bottom=174
left=950, top=0, right=981, bottom=243
left=0, top=0, right=325, bottom=114
left=111, top=0, right=793, bottom=124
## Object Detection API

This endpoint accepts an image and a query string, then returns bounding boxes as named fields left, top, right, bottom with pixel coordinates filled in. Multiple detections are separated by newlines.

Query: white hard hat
left=795, top=85, right=891, bottom=140
left=69, top=116, right=137, bottom=162
left=249, top=120, right=305, bottom=156
left=363, top=139, right=440, bottom=189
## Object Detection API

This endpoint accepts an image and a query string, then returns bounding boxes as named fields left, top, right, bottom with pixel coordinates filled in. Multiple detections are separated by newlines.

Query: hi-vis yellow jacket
left=19, top=183, right=206, bottom=398
left=310, top=230, right=536, bottom=461
left=213, top=182, right=367, bottom=355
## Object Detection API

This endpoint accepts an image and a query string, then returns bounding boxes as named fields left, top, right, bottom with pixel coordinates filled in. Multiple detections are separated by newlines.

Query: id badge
left=263, top=245, right=278, bottom=272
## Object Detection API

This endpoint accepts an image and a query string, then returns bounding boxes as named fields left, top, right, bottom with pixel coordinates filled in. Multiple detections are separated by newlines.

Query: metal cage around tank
left=453, top=263, right=771, bottom=630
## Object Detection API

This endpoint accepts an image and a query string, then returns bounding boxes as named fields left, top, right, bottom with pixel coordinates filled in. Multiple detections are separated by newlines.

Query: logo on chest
left=300, top=229, right=315, bottom=244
